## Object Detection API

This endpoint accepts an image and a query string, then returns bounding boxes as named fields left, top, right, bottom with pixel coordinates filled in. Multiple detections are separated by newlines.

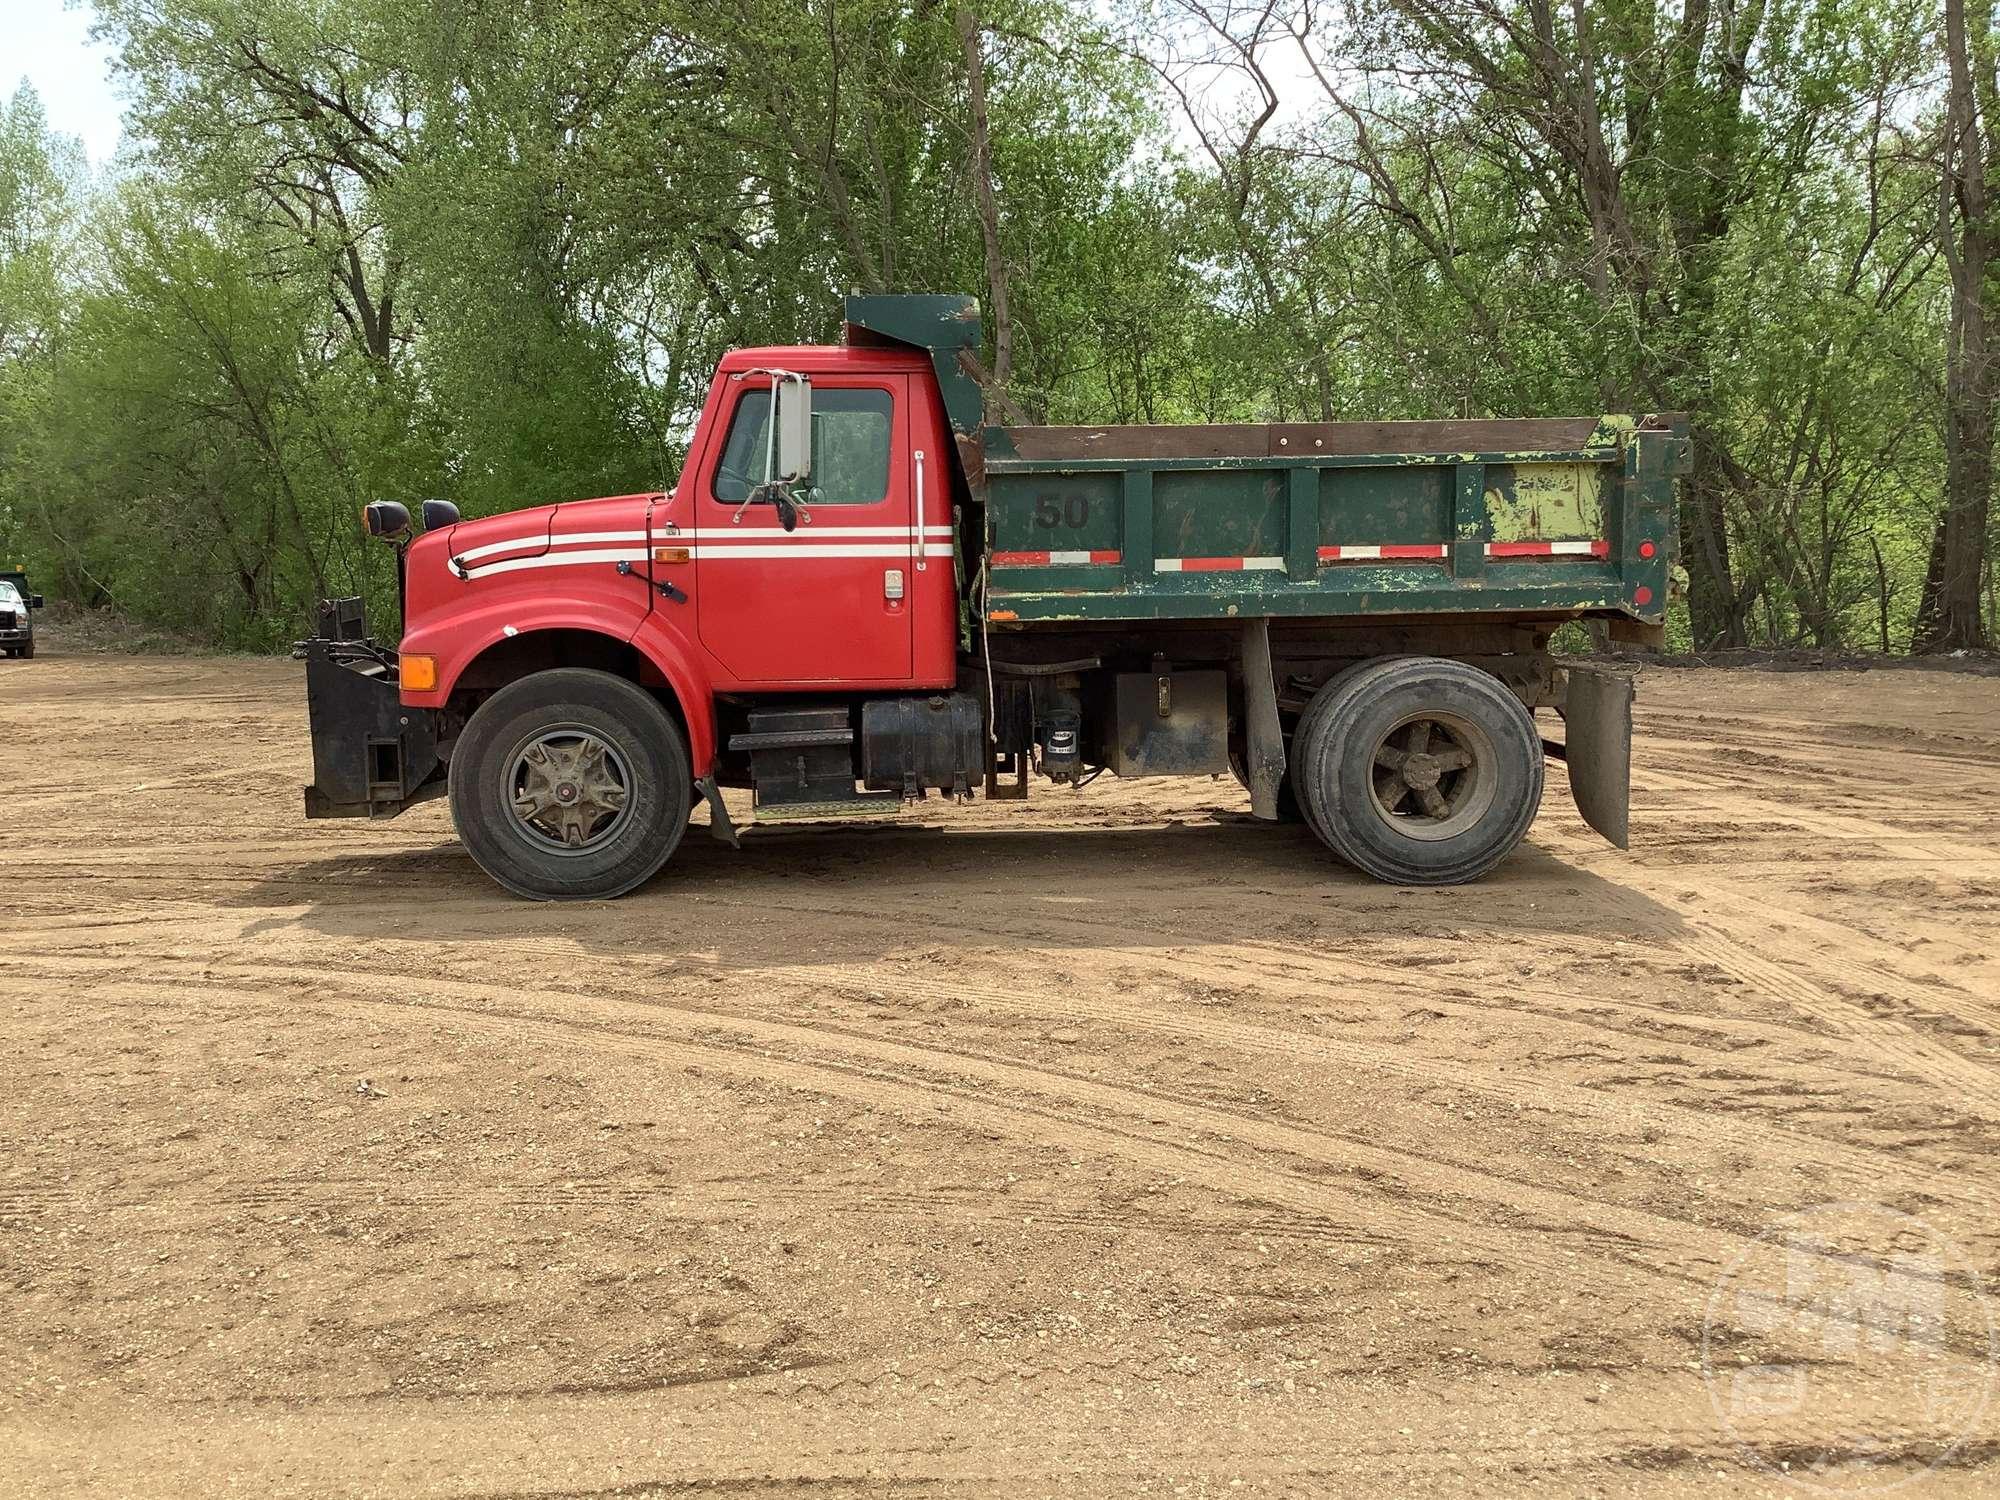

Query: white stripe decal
left=464, top=549, right=648, bottom=578
left=455, top=535, right=546, bottom=564
left=457, top=524, right=948, bottom=566
left=654, top=526, right=953, bottom=540
left=460, top=543, right=962, bottom=577
left=691, top=544, right=928, bottom=560
left=454, top=530, right=650, bottom=564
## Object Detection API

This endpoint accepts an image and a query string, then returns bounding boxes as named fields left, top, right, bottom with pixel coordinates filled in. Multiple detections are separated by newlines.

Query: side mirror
left=775, top=374, right=812, bottom=485
left=30, top=595, right=43, bottom=609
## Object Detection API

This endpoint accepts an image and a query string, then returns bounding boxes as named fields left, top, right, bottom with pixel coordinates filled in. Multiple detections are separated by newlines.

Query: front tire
left=1296, top=657, right=1543, bottom=885
left=449, top=668, right=691, bottom=900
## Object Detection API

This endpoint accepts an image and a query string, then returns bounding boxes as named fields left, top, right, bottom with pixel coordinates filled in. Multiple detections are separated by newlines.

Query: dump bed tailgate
left=979, top=415, right=1688, bottom=625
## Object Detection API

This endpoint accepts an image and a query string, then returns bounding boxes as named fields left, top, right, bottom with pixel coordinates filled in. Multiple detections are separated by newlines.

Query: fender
left=401, top=595, right=718, bottom=778
left=626, top=608, right=718, bottom=777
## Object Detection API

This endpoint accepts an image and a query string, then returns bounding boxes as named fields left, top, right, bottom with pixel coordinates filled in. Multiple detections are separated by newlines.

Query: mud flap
left=1557, top=664, right=1634, bottom=850
left=1239, top=618, right=1287, bottom=820
left=700, top=774, right=741, bottom=849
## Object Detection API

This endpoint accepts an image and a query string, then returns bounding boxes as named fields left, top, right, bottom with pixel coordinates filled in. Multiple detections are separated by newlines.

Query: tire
left=20, top=641, right=32, bottom=659
left=1296, top=656, right=1542, bottom=885
left=449, top=668, right=691, bottom=900
left=1291, top=659, right=1395, bottom=850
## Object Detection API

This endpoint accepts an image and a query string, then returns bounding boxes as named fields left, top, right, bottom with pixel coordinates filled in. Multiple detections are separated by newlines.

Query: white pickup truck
left=0, top=578, right=41, bottom=659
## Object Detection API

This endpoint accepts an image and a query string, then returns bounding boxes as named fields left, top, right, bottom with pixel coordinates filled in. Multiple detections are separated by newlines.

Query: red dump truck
left=299, top=295, right=1686, bottom=899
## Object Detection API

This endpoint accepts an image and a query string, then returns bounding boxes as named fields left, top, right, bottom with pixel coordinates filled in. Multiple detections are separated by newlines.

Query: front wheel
left=449, top=668, right=691, bottom=900
left=1294, top=657, right=1543, bottom=885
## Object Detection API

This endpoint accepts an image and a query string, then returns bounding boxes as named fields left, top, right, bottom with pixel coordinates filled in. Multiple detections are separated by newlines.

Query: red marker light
left=1638, top=540, right=1656, bottom=559
left=1634, top=585, right=1654, bottom=606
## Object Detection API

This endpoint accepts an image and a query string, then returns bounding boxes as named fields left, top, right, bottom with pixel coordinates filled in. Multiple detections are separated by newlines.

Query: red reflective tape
left=1179, top=557, right=1246, bottom=571
left=991, top=549, right=1122, bottom=567
left=1316, top=544, right=1447, bottom=562
left=1486, top=540, right=1610, bottom=558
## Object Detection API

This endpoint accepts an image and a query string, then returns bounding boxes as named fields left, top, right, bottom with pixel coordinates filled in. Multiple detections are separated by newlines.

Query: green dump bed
left=974, top=417, right=1689, bottom=626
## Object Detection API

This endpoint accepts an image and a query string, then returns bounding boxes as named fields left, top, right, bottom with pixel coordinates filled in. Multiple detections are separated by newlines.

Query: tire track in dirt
left=706, top=956, right=1993, bottom=1208
left=647, top=889, right=1989, bottom=1110
left=0, top=908, right=1940, bottom=1169
left=7, top=1366, right=1992, bottom=1498
left=0, top=1176, right=1388, bottom=1248
left=1585, top=879, right=2000, bottom=1115
left=18, top=951, right=1996, bottom=1328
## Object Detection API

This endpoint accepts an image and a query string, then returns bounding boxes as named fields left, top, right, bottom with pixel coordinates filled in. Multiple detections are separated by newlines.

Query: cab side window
left=712, top=388, right=894, bottom=506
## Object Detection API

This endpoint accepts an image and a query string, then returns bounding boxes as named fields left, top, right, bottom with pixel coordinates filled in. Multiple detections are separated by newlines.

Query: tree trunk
left=1683, top=439, right=1745, bottom=648
left=956, top=8, right=1014, bottom=415
left=1919, top=0, right=1998, bottom=652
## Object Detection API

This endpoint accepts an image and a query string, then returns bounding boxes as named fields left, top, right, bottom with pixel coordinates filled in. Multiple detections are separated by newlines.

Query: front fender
left=401, top=595, right=717, bottom=778
left=627, top=609, right=717, bottom=776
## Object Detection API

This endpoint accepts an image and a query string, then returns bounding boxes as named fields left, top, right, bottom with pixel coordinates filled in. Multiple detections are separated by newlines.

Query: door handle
left=914, top=449, right=927, bottom=572
left=883, top=568, right=905, bottom=601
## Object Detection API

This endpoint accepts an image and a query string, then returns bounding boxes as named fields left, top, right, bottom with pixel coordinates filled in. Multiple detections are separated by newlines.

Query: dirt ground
left=5, top=642, right=2000, bottom=1498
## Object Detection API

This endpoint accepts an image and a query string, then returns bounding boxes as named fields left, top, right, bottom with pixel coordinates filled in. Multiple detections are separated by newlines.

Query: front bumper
left=298, top=598, right=445, bottom=819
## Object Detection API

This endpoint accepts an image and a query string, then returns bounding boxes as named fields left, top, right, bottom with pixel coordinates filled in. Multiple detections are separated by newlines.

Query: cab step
left=751, top=796, right=904, bottom=825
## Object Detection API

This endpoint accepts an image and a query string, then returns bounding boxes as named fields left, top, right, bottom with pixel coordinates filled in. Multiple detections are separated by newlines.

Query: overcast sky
left=10, top=0, right=125, bottom=166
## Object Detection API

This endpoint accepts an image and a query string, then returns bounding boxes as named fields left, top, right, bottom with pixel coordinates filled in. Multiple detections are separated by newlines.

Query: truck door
left=695, top=375, right=914, bottom=686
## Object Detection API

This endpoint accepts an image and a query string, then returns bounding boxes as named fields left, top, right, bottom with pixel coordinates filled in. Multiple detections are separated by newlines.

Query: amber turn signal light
left=652, top=547, right=691, bottom=564
left=399, top=654, right=439, bottom=692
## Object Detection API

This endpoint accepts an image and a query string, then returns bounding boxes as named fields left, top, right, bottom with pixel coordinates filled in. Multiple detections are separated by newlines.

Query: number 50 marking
left=1033, top=496, right=1092, bottom=529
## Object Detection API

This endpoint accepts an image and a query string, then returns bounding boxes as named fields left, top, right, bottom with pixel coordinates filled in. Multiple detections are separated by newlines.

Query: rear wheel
left=449, top=668, right=691, bottom=900
left=1296, top=657, right=1542, bottom=885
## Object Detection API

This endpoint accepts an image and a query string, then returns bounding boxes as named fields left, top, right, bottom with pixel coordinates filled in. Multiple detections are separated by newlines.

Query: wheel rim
left=504, top=726, right=634, bottom=854
left=1366, top=710, right=1496, bottom=842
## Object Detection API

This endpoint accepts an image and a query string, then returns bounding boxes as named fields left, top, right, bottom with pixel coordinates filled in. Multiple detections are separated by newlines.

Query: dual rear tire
left=1290, top=657, right=1543, bottom=885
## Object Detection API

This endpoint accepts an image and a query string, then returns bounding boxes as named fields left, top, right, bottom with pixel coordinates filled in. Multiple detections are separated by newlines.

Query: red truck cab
left=394, top=340, right=960, bottom=788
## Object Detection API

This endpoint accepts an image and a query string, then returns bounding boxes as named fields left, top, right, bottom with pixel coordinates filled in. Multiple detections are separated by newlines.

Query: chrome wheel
left=505, top=727, right=633, bottom=853
left=1368, top=711, right=1496, bottom=842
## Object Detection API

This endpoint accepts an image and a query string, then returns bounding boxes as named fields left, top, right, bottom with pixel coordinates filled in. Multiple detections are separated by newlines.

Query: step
left=751, top=797, right=906, bottom=825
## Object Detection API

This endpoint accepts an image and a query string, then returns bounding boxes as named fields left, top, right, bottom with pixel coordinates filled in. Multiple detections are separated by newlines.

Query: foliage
left=0, top=0, right=1990, bottom=652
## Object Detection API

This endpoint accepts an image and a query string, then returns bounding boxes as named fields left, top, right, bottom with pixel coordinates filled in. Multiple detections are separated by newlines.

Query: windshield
left=0, top=583, right=21, bottom=605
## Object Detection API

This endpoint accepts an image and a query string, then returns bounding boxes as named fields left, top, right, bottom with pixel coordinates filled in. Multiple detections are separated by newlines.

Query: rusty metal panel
left=978, top=414, right=1685, bottom=629
left=1108, top=669, right=1229, bottom=776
